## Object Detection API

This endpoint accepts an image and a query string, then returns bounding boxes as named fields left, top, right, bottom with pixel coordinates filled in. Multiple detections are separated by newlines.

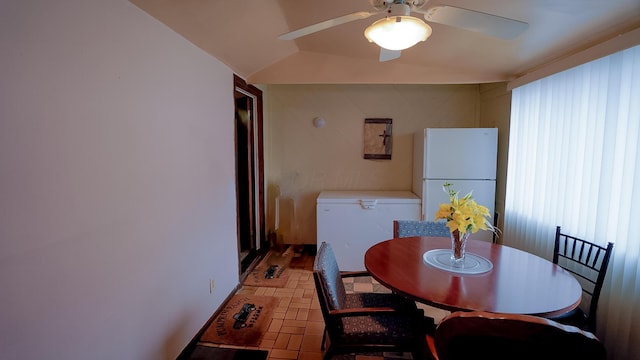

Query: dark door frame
left=233, top=75, right=266, bottom=278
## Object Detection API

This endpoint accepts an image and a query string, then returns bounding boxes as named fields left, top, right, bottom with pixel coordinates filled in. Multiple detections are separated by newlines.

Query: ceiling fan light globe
left=364, top=16, right=431, bottom=51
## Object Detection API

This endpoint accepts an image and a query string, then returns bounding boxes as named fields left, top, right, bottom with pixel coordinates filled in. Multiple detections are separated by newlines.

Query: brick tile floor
left=196, top=249, right=449, bottom=360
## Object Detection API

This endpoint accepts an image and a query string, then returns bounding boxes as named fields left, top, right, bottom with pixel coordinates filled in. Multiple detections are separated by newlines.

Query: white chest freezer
left=316, top=190, right=421, bottom=271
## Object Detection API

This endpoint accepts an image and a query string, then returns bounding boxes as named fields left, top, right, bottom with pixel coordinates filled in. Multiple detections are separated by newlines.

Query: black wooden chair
left=428, top=311, right=607, bottom=360
left=313, top=241, right=428, bottom=359
left=551, top=226, right=614, bottom=332
left=393, top=220, right=450, bottom=238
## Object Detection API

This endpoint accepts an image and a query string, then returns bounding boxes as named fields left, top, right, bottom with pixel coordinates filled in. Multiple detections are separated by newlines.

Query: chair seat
left=344, top=292, right=418, bottom=311
left=338, top=314, right=422, bottom=346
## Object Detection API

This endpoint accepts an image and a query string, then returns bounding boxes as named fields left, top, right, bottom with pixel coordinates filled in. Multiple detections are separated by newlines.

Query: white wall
left=264, top=84, right=483, bottom=245
left=0, top=1, right=239, bottom=359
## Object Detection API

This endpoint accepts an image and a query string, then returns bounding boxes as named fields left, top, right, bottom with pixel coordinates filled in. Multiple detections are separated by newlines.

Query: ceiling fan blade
left=278, top=11, right=377, bottom=40
left=379, top=48, right=401, bottom=62
left=423, top=6, right=528, bottom=40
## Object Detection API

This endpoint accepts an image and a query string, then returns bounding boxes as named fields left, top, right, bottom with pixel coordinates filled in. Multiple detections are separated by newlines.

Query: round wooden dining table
left=364, top=236, right=582, bottom=318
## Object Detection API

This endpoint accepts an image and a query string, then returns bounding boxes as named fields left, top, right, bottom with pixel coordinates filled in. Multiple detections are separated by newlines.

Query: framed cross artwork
left=363, top=118, right=392, bottom=160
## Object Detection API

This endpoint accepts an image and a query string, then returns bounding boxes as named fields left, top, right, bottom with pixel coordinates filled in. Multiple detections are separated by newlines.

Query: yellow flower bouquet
left=434, top=182, right=498, bottom=263
left=434, top=182, right=497, bottom=235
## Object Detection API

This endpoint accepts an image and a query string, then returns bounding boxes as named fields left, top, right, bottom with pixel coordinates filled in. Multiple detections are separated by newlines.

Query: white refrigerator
left=316, top=190, right=421, bottom=271
left=412, top=128, right=498, bottom=242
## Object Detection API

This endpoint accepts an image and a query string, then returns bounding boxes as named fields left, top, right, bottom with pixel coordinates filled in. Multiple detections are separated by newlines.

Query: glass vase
left=450, top=229, right=470, bottom=266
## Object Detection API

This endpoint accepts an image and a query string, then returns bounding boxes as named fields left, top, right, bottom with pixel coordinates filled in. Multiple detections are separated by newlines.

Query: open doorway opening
left=233, top=75, right=266, bottom=278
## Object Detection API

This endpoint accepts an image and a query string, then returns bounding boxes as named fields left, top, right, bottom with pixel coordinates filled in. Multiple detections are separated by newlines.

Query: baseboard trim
left=175, top=283, right=241, bottom=360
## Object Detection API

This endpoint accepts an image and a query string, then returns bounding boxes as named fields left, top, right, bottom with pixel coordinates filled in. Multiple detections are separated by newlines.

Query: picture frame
left=363, top=118, right=392, bottom=160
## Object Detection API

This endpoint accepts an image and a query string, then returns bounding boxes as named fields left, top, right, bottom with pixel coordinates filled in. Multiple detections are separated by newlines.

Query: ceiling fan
left=278, top=0, right=528, bottom=62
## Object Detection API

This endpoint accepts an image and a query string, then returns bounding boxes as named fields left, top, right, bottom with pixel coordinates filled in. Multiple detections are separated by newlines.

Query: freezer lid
left=317, top=190, right=420, bottom=204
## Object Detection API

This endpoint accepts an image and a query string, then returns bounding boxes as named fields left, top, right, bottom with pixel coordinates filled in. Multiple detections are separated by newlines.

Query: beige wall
left=479, top=83, right=512, bottom=241
left=264, top=84, right=513, bottom=245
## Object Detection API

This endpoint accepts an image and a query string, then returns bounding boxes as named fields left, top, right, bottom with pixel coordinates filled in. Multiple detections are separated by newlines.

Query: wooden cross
left=379, top=129, right=390, bottom=145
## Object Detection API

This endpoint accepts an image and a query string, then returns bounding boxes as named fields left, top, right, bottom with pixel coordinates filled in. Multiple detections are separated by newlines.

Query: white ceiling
left=131, top=0, right=640, bottom=85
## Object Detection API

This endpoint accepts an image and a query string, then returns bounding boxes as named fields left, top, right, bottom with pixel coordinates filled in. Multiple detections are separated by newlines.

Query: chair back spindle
left=552, top=226, right=614, bottom=332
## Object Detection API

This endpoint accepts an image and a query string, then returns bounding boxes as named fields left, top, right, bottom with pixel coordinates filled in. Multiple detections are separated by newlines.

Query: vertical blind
left=505, top=44, right=639, bottom=359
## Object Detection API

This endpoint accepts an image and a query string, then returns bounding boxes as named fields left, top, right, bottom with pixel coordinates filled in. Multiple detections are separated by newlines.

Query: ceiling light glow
left=364, top=16, right=432, bottom=51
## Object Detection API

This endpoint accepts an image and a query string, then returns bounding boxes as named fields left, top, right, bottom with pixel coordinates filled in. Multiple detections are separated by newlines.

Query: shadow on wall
left=275, top=195, right=296, bottom=249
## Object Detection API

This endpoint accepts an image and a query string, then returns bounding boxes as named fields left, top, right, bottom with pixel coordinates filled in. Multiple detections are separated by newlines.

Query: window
left=504, top=45, right=639, bottom=359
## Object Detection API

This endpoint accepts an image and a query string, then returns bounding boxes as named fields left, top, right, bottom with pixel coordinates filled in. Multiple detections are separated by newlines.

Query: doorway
left=233, top=75, right=266, bottom=277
